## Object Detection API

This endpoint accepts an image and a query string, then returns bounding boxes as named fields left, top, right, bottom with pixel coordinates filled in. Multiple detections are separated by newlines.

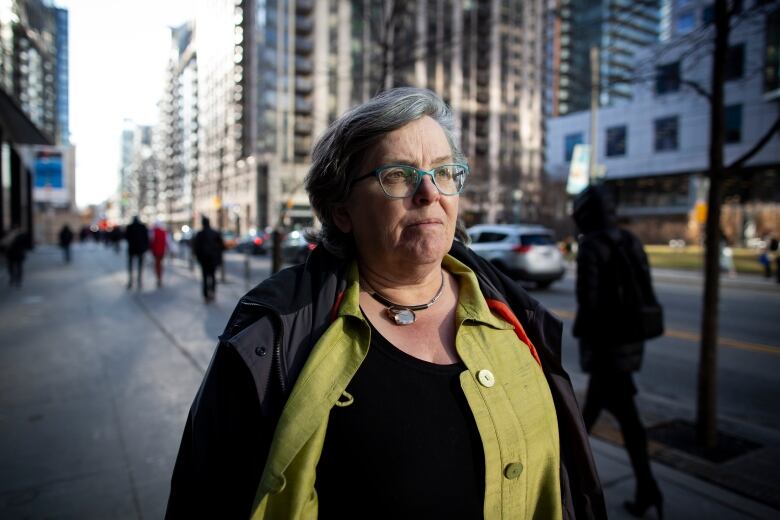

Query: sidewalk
left=0, top=243, right=778, bottom=519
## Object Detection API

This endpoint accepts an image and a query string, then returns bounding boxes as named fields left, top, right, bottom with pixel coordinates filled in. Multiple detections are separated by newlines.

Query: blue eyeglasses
left=351, top=163, right=470, bottom=199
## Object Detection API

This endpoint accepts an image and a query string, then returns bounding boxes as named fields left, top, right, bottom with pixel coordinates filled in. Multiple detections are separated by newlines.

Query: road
left=530, top=272, right=780, bottom=433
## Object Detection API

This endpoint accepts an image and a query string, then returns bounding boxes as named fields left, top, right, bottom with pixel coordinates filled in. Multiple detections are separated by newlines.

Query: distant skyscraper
left=156, top=22, right=198, bottom=231
left=546, top=0, right=661, bottom=117
left=53, top=6, right=69, bottom=144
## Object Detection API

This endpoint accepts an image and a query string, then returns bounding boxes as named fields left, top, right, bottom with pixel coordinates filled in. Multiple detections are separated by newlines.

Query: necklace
left=363, top=270, right=445, bottom=326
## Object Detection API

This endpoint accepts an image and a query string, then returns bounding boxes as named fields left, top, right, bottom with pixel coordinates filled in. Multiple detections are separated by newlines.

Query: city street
left=0, top=243, right=778, bottom=519
left=533, top=272, right=780, bottom=432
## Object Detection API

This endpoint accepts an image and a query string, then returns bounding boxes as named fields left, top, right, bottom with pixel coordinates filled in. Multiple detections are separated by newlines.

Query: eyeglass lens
left=378, top=165, right=466, bottom=197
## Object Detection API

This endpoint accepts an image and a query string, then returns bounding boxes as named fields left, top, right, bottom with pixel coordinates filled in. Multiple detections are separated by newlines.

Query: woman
left=572, top=185, right=663, bottom=519
left=167, top=88, right=605, bottom=519
left=150, top=221, right=168, bottom=287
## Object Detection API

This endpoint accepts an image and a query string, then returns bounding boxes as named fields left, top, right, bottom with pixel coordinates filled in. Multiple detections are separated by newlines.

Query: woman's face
left=334, top=116, right=459, bottom=274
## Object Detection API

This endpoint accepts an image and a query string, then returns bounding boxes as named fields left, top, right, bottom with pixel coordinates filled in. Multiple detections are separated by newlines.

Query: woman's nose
left=412, top=174, right=440, bottom=205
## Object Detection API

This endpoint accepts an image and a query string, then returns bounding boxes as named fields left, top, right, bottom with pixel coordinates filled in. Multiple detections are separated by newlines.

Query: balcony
left=296, top=15, right=313, bottom=34
left=295, top=97, right=313, bottom=114
left=294, top=118, right=313, bottom=135
left=295, top=36, right=313, bottom=55
left=296, top=0, right=314, bottom=15
left=295, top=77, right=313, bottom=94
left=295, top=56, right=313, bottom=74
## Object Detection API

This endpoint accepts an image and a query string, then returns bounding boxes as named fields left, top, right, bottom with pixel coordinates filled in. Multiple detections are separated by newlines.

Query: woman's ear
left=332, top=204, right=353, bottom=233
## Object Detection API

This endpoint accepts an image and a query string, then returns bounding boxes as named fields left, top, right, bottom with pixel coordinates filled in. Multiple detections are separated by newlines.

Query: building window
left=606, top=126, right=627, bottom=157
left=725, top=104, right=742, bottom=143
left=676, top=11, right=696, bottom=34
left=726, top=44, right=744, bottom=80
left=654, top=116, right=679, bottom=151
left=565, top=132, right=584, bottom=161
left=765, top=9, right=780, bottom=92
left=656, top=62, right=680, bottom=94
left=702, top=4, right=714, bottom=25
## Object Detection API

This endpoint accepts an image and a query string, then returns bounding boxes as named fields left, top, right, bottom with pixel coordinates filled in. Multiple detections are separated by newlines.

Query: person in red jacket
left=150, top=221, right=168, bottom=288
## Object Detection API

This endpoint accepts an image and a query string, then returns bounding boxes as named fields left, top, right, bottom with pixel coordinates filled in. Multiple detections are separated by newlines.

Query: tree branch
left=727, top=115, right=780, bottom=171
left=681, top=79, right=713, bottom=102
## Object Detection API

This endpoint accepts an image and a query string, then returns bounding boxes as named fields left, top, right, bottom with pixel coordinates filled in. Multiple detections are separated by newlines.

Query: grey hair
left=305, top=87, right=467, bottom=258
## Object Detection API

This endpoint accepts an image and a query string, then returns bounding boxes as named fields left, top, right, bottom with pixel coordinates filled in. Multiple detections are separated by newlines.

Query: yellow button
left=504, top=462, right=524, bottom=479
left=477, top=369, right=495, bottom=388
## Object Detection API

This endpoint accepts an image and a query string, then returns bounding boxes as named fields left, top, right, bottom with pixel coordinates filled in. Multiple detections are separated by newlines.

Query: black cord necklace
left=363, top=270, right=445, bottom=326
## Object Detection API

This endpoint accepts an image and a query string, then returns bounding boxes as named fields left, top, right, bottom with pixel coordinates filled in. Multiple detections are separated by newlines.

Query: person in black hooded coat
left=572, top=185, right=663, bottom=519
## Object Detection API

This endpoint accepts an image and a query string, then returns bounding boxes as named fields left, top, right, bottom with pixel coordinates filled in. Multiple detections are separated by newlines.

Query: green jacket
left=252, top=255, right=562, bottom=519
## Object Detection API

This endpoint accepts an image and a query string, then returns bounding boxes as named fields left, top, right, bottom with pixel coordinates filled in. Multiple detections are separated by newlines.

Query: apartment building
left=546, top=0, right=780, bottom=243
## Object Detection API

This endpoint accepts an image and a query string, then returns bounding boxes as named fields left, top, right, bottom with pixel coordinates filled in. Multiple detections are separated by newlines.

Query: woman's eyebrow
left=380, top=155, right=453, bottom=166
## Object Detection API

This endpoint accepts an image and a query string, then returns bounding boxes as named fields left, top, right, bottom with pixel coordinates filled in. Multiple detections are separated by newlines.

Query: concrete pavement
left=0, top=243, right=778, bottom=519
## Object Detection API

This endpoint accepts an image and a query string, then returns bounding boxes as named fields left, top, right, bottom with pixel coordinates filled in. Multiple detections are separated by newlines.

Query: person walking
left=125, top=216, right=149, bottom=289
left=150, top=221, right=168, bottom=288
left=192, top=216, right=224, bottom=302
left=572, top=185, right=663, bottom=519
left=58, top=224, right=74, bottom=263
left=770, top=236, right=780, bottom=284
left=2, top=227, right=28, bottom=287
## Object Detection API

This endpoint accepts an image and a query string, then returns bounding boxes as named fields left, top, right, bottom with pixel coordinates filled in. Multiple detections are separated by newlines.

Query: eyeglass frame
left=350, top=163, right=470, bottom=199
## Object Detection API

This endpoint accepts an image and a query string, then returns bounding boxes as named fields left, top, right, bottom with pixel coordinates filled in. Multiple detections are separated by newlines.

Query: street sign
left=567, top=144, right=590, bottom=195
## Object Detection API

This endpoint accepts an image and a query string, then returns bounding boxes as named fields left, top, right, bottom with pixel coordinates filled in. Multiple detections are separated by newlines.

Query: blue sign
left=34, top=151, right=64, bottom=188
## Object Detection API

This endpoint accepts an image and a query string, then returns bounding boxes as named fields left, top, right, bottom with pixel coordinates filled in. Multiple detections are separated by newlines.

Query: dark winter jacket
left=193, top=226, right=224, bottom=267
left=572, top=186, right=652, bottom=373
left=125, top=219, right=149, bottom=255
left=58, top=226, right=73, bottom=247
left=166, top=241, right=607, bottom=520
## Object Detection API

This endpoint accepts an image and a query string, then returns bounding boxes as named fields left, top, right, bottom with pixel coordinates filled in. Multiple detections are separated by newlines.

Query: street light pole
left=589, top=46, right=599, bottom=184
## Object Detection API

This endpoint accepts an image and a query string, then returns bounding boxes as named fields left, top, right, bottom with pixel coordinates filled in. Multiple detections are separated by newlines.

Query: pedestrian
left=150, top=221, right=168, bottom=288
left=166, top=87, right=606, bottom=519
left=58, top=224, right=74, bottom=263
left=572, top=185, right=663, bottom=519
left=192, top=216, right=223, bottom=302
left=770, top=236, right=780, bottom=284
left=110, top=226, right=122, bottom=253
left=2, top=227, right=28, bottom=287
left=125, top=216, right=149, bottom=289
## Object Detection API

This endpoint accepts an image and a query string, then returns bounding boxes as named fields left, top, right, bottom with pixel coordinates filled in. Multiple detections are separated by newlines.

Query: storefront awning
left=0, top=88, right=53, bottom=145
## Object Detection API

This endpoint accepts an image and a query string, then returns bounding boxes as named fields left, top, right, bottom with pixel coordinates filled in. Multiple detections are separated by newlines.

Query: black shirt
left=316, top=324, right=485, bottom=519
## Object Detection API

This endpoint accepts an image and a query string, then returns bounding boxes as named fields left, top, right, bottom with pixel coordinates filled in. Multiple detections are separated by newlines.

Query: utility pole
left=588, top=46, right=599, bottom=183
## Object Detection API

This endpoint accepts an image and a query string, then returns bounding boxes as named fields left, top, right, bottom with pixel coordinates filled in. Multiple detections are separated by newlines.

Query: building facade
left=156, top=22, right=198, bottom=233
left=175, top=0, right=547, bottom=237
left=0, top=0, right=69, bottom=243
left=545, top=0, right=780, bottom=244
left=545, top=0, right=662, bottom=117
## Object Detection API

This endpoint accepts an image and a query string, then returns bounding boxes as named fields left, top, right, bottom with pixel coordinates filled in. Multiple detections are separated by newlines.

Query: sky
left=59, top=0, right=194, bottom=208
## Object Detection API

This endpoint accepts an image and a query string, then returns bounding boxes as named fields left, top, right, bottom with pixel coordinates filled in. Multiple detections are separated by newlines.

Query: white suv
left=467, top=224, right=565, bottom=288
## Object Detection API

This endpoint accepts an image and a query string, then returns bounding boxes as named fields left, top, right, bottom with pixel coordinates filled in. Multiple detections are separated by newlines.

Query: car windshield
left=520, top=233, right=555, bottom=246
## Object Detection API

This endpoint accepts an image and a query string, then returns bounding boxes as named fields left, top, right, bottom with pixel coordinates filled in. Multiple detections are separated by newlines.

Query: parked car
left=282, top=229, right=317, bottom=265
left=467, top=224, right=565, bottom=288
left=235, top=231, right=269, bottom=255
left=221, top=231, right=239, bottom=250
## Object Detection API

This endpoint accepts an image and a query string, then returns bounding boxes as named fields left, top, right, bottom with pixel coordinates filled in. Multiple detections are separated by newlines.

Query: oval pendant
left=387, top=307, right=416, bottom=325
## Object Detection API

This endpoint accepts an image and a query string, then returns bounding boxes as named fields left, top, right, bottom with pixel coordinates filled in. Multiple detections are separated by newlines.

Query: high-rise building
left=546, top=0, right=662, bottom=117
left=186, top=0, right=547, bottom=235
left=0, top=0, right=67, bottom=141
left=53, top=6, right=68, bottom=144
left=157, top=22, right=198, bottom=232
